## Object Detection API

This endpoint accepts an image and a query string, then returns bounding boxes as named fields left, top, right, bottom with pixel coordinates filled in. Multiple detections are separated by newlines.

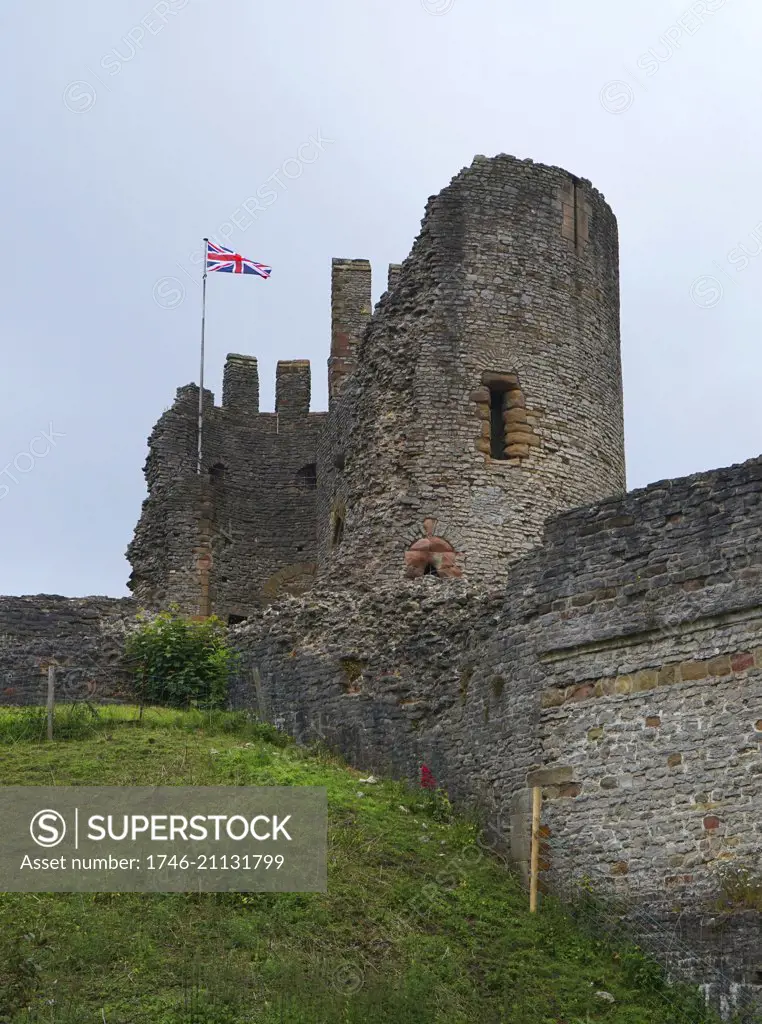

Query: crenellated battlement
left=222, top=353, right=260, bottom=413
left=221, top=355, right=316, bottom=420
left=275, top=359, right=312, bottom=419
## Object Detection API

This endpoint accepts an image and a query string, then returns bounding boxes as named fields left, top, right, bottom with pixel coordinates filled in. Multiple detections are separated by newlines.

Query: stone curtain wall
left=528, top=455, right=762, bottom=1008
left=533, top=455, right=762, bottom=900
left=128, top=358, right=326, bottom=620
left=234, top=453, right=762, bottom=1008
left=230, top=577, right=540, bottom=855
left=0, top=596, right=136, bottom=705
left=316, top=154, right=626, bottom=589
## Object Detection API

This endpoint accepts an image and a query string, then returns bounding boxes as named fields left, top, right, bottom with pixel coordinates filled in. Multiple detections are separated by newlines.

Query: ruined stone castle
left=126, top=154, right=624, bottom=618
left=2, top=154, right=760, bottom=1014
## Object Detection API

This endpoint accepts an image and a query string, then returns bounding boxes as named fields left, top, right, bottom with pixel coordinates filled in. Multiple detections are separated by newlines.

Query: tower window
left=489, top=388, right=507, bottom=460
left=473, top=372, right=540, bottom=464
left=209, top=463, right=226, bottom=484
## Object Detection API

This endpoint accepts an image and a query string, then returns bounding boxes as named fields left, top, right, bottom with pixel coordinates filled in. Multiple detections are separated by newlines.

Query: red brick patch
left=703, top=816, right=721, bottom=831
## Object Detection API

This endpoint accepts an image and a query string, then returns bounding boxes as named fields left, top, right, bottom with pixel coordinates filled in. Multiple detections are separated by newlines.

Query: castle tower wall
left=128, top=357, right=325, bottom=619
left=317, top=154, right=625, bottom=585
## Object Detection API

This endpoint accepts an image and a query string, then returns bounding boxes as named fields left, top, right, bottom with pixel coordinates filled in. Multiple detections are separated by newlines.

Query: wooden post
left=138, top=664, right=146, bottom=722
left=46, top=664, right=56, bottom=741
left=529, top=785, right=542, bottom=913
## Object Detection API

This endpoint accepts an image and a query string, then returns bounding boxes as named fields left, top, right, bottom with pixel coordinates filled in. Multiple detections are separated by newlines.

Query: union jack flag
left=205, top=241, right=272, bottom=278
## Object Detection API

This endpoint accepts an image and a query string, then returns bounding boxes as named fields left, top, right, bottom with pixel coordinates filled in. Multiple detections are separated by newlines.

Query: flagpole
left=197, top=238, right=208, bottom=476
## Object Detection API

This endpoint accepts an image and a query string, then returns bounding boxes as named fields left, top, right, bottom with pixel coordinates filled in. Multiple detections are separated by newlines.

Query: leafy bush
left=125, top=610, right=236, bottom=710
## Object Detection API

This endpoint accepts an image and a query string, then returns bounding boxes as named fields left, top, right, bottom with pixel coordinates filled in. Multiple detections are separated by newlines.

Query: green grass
left=0, top=705, right=724, bottom=1023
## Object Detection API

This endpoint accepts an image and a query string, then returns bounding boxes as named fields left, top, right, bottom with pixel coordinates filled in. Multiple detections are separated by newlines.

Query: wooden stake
left=46, top=664, right=56, bottom=741
left=529, top=785, right=542, bottom=913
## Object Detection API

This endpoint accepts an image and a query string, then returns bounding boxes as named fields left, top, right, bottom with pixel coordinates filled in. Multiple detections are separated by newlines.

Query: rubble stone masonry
left=0, top=596, right=136, bottom=704
left=317, top=155, right=626, bottom=588
left=233, top=452, right=762, bottom=1009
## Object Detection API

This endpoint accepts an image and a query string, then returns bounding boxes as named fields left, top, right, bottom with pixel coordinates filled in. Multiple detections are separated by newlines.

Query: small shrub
left=125, top=611, right=237, bottom=710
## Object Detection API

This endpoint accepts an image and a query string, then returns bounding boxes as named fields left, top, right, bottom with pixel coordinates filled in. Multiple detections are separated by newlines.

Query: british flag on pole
left=205, top=240, right=272, bottom=278
left=195, top=238, right=272, bottom=479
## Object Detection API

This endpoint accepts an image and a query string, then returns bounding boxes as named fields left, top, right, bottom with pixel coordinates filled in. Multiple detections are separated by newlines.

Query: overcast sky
left=1, top=0, right=759, bottom=597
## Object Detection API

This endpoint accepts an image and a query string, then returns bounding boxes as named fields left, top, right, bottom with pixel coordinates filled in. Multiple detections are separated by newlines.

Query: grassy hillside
left=0, top=706, right=720, bottom=1024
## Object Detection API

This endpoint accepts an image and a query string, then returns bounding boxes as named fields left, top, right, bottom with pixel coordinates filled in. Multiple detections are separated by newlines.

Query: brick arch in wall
left=404, top=518, right=463, bottom=579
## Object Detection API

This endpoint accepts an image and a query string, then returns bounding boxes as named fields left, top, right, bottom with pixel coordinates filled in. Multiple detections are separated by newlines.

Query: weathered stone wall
left=129, top=155, right=627, bottom=610
left=533, top=455, right=762, bottom=902
left=233, top=452, right=762, bottom=1010
left=0, top=596, right=136, bottom=705
left=317, top=154, right=626, bottom=588
left=127, top=358, right=325, bottom=620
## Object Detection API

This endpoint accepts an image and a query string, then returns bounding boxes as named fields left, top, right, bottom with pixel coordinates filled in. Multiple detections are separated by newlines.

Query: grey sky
left=1, top=0, right=759, bottom=597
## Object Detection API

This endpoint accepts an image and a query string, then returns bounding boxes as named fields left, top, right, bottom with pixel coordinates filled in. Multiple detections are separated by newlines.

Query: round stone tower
left=318, top=154, right=625, bottom=585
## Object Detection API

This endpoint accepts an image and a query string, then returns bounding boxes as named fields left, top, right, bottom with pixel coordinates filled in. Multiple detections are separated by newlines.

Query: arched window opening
left=209, top=463, right=227, bottom=485
left=404, top=526, right=462, bottom=579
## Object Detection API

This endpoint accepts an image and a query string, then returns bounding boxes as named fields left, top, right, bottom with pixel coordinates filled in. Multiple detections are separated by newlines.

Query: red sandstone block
left=731, top=653, right=754, bottom=672
left=703, top=816, right=721, bottom=831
